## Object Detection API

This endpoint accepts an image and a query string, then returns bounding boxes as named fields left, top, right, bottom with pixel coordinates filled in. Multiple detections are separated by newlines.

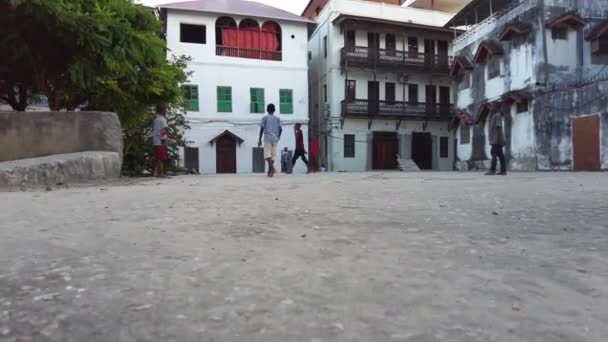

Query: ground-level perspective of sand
left=1, top=172, right=607, bottom=342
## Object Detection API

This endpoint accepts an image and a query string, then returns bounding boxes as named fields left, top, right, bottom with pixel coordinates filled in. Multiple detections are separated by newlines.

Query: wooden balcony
left=341, top=46, right=452, bottom=73
left=216, top=46, right=282, bottom=61
left=341, top=99, right=453, bottom=120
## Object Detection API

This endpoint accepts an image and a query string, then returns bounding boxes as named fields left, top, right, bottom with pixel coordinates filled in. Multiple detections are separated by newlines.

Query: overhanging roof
left=498, top=21, right=533, bottom=41
left=474, top=101, right=501, bottom=124
left=444, top=0, right=517, bottom=28
left=546, top=11, right=587, bottom=29
left=334, top=14, right=457, bottom=35
left=408, top=0, right=471, bottom=14
left=587, top=19, right=608, bottom=40
left=159, top=0, right=314, bottom=24
left=449, top=109, right=473, bottom=130
left=473, top=40, right=504, bottom=63
left=209, top=130, right=245, bottom=145
left=449, top=55, right=474, bottom=78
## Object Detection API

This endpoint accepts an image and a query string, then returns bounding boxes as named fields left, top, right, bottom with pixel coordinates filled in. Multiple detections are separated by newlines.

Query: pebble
left=132, top=304, right=153, bottom=311
left=0, top=327, right=10, bottom=336
left=280, top=298, right=295, bottom=305
left=33, top=293, right=59, bottom=302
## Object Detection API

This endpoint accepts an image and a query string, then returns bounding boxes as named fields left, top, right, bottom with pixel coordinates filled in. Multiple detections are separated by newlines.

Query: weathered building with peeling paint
left=447, top=0, right=608, bottom=171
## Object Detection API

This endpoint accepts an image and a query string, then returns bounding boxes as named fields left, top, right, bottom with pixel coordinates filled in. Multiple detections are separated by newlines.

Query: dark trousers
left=490, top=144, right=506, bottom=172
left=292, top=149, right=309, bottom=167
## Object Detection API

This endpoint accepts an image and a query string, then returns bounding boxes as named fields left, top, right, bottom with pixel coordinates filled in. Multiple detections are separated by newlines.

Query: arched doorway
left=210, top=130, right=244, bottom=174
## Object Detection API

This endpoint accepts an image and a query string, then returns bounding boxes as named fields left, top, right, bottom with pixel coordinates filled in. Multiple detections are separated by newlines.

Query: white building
left=159, top=0, right=313, bottom=174
left=304, top=0, right=458, bottom=172
left=447, top=0, right=608, bottom=171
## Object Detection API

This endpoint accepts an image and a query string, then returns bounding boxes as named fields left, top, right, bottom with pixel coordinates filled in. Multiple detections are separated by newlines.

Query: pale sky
left=138, top=0, right=309, bottom=15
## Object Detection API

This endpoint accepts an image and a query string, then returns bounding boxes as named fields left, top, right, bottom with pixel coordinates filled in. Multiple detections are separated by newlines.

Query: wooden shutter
left=250, top=88, right=265, bottom=113
left=183, top=85, right=199, bottom=112
left=217, top=86, right=232, bottom=112
left=279, top=89, right=293, bottom=114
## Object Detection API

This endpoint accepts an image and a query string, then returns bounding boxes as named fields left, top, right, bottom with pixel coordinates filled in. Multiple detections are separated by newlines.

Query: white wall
left=328, top=119, right=453, bottom=171
left=546, top=29, right=578, bottom=68
left=187, top=120, right=309, bottom=174
left=509, top=103, right=536, bottom=169
left=456, top=125, right=472, bottom=161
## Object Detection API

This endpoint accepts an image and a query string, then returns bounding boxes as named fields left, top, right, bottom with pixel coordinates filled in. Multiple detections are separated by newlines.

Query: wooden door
left=412, top=132, right=433, bottom=170
left=437, top=40, right=449, bottom=66
left=439, top=86, right=451, bottom=117
left=345, top=30, right=355, bottom=52
left=368, top=32, right=380, bottom=62
left=373, top=132, right=399, bottom=170
left=408, top=37, right=418, bottom=58
left=572, top=115, right=601, bottom=171
left=425, top=85, right=437, bottom=116
left=424, top=39, right=435, bottom=67
left=368, top=81, right=380, bottom=115
left=385, top=34, right=396, bottom=56
left=216, top=136, right=237, bottom=173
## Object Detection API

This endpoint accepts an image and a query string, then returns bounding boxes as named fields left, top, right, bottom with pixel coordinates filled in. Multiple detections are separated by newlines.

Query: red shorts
left=154, top=145, right=168, bottom=161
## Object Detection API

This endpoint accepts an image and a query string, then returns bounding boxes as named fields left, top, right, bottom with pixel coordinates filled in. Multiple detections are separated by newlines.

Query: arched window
left=216, top=16, right=237, bottom=56
left=238, top=19, right=260, bottom=58
left=261, top=21, right=281, bottom=60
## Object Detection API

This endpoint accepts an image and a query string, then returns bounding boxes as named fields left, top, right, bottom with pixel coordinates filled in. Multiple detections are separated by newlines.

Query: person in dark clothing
left=486, top=110, right=507, bottom=175
left=292, top=123, right=309, bottom=172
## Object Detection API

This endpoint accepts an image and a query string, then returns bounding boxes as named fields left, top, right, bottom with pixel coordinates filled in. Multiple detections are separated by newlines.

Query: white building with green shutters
left=159, top=0, right=312, bottom=174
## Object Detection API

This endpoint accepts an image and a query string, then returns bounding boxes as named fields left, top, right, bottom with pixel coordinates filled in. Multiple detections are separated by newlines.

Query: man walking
left=153, top=108, right=169, bottom=178
left=258, top=104, right=282, bottom=177
left=292, top=123, right=309, bottom=172
left=486, top=108, right=507, bottom=176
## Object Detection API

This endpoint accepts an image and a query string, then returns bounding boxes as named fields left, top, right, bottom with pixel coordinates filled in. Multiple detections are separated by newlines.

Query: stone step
left=397, top=157, right=421, bottom=172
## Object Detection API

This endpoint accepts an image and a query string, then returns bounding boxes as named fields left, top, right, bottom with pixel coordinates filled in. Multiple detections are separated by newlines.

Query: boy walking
left=258, top=104, right=282, bottom=177
left=292, top=123, right=309, bottom=172
left=486, top=109, right=507, bottom=176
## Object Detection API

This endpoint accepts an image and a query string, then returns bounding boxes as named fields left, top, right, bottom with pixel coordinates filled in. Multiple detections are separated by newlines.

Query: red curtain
left=222, top=28, right=238, bottom=47
left=260, top=24, right=279, bottom=51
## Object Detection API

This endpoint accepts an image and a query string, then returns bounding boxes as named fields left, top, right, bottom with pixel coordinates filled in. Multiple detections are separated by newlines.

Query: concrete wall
left=0, top=111, right=123, bottom=162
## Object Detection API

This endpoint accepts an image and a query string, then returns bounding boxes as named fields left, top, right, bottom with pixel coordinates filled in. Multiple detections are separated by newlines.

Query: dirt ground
left=0, top=172, right=607, bottom=342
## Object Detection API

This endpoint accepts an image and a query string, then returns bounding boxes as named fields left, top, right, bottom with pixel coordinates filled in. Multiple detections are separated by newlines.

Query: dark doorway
left=216, top=136, right=237, bottom=173
left=425, top=85, right=437, bottom=116
left=437, top=40, right=449, bottom=66
left=408, top=37, right=418, bottom=58
left=572, top=115, right=601, bottom=171
left=385, top=34, right=396, bottom=56
left=424, top=39, right=435, bottom=67
left=346, top=30, right=355, bottom=51
left=346, top=79, right=356, bottom=102
left=439, top=86, right=451, bottom=117
left=368, top=32, right=380, bottom=61
left=408, top=84, right=418, bottom=104
left=368, top=81, right=380, bottom=115
left=385, top=82, right=396, bottom=104
left=412, top=132, right=433, bottom=170
left=373, top=132, right=399, bottom=170
left=184, top=147, right=199, bottom=173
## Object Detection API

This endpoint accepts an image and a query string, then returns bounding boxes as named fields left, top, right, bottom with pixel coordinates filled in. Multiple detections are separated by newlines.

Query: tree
left=0, top=0, right=191, bottom=174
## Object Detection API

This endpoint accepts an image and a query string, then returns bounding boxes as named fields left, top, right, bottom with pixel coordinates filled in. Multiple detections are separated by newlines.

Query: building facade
left=160, top=0, right=312, bottom=174
left=305, top=0, right=458, bottom=172
left=448, top=0, right=608, bottom=171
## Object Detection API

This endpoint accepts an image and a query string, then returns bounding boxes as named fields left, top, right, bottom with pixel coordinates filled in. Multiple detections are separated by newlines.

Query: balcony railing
left=341, top=99, right=452, bottom=120
left=216, top=46, right=282, bottom=61
left=341, top=46, right=453, bottom=72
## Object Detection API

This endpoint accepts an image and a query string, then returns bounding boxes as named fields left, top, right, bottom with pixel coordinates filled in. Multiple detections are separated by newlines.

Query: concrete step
left=397, top=157, right=421, bottom=172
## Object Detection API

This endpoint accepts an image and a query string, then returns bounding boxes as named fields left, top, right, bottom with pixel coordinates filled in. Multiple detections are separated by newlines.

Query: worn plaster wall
left=533, top=80, right=608, bottom=170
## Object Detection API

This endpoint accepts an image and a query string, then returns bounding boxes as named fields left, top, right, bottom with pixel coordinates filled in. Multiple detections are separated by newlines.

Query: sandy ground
left=0, top=171, right=607, bottom=342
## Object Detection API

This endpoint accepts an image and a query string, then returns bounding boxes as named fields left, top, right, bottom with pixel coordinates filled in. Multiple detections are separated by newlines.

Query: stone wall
left=0, top=111, right=123, bottom=162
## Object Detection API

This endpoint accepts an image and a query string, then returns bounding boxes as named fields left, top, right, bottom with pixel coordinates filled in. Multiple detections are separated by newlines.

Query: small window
left=346, top=80, right=356, bottom=102
left=460, top=126, right=470, bottom=144
left=487, top=57, right=501, bottom=79
left=552, top=27, right=568, bottom=40
left=323, top=36, right=328, bottom=58
left=279, top=89, right=293, bottom=114
left=308, top=51, right=312, bottom=61
left=459, top=73, right=471, bottom=90
left=440, top=137, right=449, bottom=158
left=183, top=85, right=199, bottom=111
left=250, top=88, right=265, bottom=113
left=516, top=100, right=529, bottom=113
left=217, top=86, right=232, bottom=113
left=180, top=24, right=206, bottom=44
left=323, top=84, right=328, bottom=103
left=344, top=134, right=355, bottom=158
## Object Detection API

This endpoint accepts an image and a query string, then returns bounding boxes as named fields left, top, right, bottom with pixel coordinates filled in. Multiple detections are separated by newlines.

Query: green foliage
left=0, top=0, right=193, bottom=175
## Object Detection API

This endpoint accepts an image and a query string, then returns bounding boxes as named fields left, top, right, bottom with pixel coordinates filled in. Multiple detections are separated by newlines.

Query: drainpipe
left=539, top=0, right=549, bottom=88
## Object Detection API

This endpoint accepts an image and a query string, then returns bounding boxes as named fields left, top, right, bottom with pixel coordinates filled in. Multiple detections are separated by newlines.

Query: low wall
left=0, top=111, right=123, bottom=162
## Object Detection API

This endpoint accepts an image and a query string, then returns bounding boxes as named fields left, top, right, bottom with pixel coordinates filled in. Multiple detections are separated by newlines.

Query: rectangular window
left=180, top=24, right=206, bottom=44
left=459, top=73, right=471, bottom=90
left=487, top=57, right=501, bottom=79
left=460, top=126, right=470, bottom=144
left=250, top=88, right=265, bottom=113
left=217, top=86, right=232, bottom=113
left=516, top=100, right=529, bottom=113
left=323, top=84, right=328, bottom=103
left=346, top=80, right=356, bottom=102
left=279, top=89, right=293, bottom=114
left=440, top=137, right=449, bottom=158
left=408, top=84, right=418, bottom=104
left=552, top=27, right=568, bottom=40
left=344, top=134, right=355, bottom=158
left=183, top=85, right=199, bottom=111
left=385, top=82, right=396, bottom=104
left=323, top=35, right=328, bottom=58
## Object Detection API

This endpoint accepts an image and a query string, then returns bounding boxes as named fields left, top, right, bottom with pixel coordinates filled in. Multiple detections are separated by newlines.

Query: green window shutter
left=250, top=88, right=265, bottom=113
left=183, top=85, right=199, bottom=112
left=279, top=89, right=293, bottom=114
left=217, top=86, right=232, bottom=112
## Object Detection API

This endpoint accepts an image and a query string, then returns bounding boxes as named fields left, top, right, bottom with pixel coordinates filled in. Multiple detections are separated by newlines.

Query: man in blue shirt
left=258, top=104, right=282, bottom=177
